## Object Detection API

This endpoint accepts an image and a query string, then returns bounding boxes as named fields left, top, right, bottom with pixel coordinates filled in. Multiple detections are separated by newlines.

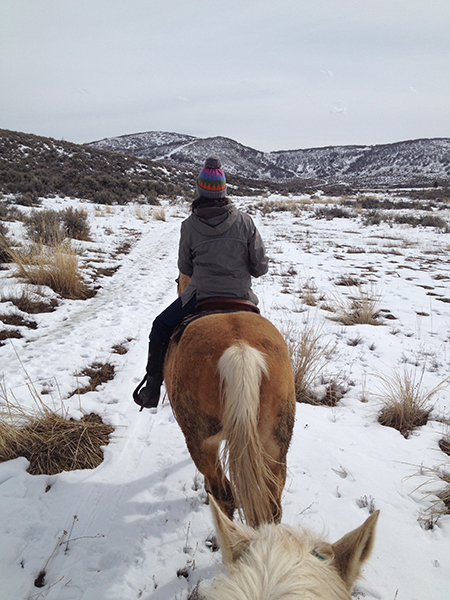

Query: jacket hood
left=190, top=205, right=238, bottom=236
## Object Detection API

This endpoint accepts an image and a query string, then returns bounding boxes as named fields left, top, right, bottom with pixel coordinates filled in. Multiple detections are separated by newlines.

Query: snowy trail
left=1, top=196, right=450, bottom=599
left=1, top=209, right=183, bottom=403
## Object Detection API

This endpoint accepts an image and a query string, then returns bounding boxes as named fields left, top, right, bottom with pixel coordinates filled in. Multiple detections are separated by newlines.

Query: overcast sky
left=1, top=0, right=449, bottom=152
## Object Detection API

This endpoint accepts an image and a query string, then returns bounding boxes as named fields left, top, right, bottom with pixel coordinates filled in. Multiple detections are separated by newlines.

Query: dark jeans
left=147, top=295, right=197, bottom=374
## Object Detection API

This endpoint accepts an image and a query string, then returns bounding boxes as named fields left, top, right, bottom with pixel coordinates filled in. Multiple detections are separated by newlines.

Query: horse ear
left=331, top=510, right=379, bottom=591
left=209, top=495, right=254, bottom=564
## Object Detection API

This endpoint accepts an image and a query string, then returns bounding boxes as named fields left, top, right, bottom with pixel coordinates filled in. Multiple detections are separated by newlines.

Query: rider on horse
left=135, top=156, right=269, bottom=409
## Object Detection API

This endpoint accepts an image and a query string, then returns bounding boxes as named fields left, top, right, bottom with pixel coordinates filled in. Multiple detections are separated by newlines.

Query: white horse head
left=205, top=496, right=379, bottom=600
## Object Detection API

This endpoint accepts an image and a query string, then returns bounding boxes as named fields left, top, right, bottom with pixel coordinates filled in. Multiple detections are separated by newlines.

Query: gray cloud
left=1, top=0, right=449, bottom=151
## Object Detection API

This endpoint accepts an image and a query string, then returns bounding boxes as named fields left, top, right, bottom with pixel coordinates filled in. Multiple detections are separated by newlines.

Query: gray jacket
left=178, top=204, right=268, bottom=306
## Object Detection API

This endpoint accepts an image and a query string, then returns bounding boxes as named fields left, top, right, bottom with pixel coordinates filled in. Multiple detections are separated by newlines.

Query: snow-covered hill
left=89, top=132, right=450, bottom=188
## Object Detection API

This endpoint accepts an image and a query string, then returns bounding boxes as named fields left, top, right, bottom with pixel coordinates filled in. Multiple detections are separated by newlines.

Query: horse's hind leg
left=269, top=398, right=296, bottom=522
left=201, top=434, right=236, bottom=520
left=267, top=456, right=285, bottom=523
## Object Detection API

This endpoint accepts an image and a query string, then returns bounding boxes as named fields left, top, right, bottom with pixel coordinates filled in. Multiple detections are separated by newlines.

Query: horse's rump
left=164, top=311, right=295, bottom=526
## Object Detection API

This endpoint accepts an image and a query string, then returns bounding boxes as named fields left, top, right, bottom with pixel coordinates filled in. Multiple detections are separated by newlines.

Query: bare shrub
left=0, top=391, right=114, bottom=475
left=15, top=193, right=41, bottom=207
left=9, top=242, right=93, bottom=299
left=362, top=210, right=384, bottom=226
left=314, top=206, right=353, bottom=220
left=319, top=379, right=345, bottom=407
left=61, top=207, right=91, bottom=240
left=25, top=209, right=65, bottom=245
left=392, top=213, right=419, bottom=227
left=256, top=199, right=304, bottom=216
left=187, top=579, right=205, bottom=600
left=286, top=320, right=336, bottom=405
left=0, top=230, right=14, bottom=263
left=376, top=367, right=449, bottom=438
left=0, top=204, right=23, bottom=222
left=419, top=215, right=448, bottom=230
left=327, top=285, right=382, bottom=325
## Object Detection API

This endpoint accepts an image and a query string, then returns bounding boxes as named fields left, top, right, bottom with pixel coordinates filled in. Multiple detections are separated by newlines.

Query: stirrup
left=133, top=374, right=148, bottom=412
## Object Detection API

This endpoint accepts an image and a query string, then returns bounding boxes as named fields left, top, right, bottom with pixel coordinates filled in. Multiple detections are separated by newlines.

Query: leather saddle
left=195, top=297, right=260, bottom=315
left=171, top=297, right=260, bottom=344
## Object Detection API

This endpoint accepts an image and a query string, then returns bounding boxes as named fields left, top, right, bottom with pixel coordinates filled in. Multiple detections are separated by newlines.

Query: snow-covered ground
left=0, top=194, right=449, bottom=600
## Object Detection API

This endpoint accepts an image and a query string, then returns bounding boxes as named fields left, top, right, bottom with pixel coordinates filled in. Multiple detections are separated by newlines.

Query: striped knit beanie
left=195, top=156, right=227, bottom=199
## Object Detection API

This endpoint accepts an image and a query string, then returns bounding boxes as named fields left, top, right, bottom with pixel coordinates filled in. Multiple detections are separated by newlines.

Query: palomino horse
left=163, top=274, right=296, bottom=526
left=205, top=495, right=379, bottom=600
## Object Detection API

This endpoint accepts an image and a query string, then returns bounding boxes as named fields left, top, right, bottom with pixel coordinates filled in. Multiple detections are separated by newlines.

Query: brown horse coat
left=164, top=309, right=296, bottom=526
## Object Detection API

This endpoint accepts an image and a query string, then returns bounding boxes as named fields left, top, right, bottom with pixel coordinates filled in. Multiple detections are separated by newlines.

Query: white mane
left=204, top=523, right=351, bottom=600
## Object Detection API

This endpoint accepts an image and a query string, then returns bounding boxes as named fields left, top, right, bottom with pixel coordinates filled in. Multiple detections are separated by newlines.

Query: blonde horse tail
left=218, top=342, right=278, bottom=526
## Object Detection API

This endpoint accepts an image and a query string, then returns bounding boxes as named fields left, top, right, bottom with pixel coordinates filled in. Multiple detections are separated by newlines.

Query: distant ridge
left=89, top=132, right=450, bottom=189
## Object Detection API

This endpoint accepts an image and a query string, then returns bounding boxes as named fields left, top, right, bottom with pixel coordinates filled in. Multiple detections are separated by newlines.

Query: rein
left=311, top=549, right=327, bottom=561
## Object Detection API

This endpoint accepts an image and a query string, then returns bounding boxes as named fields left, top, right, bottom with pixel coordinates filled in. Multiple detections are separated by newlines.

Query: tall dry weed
left=413, top=463, right=450, bottom=526
left=285, top=320, right=336, bottom=404
left=328, top=285, right=382, bottom=325
left=153, top=208, right=166, bottom=221
left=376, top=367, right=449, bottom=438
left=8, top=242, right=92, bottom=299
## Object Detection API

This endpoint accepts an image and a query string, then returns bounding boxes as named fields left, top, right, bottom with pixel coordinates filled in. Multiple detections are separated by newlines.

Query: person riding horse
left=135, top=156, right=269, bottom=409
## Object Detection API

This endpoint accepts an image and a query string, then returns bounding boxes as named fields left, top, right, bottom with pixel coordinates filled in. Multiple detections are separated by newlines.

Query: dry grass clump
left=134, top=205, right=151, bottom=222
left=435, top=478, right=450, bottom=515
left=0, top=329, right=22, bottom=345
left=286, top=320, right=337, bottom=405
left=153, top=207, right=166, bottom=221
left=112, top=239, right=133, bottom=257
left=0, top=389, right=114, bottom=475
left=0, top=411, right=114, bottom=475
left=334, top=274, right=361, bottom=287
left=298, top=278, right=325, bottom=307
left=70, top=362, right=115, bottom=396
left=327, top=285, right=382, bottom=325
left=376, top=367, right=449, bottom=438
left=0, top=313, right=37, bottom=329
left=314, top=206, right=353, bottom=220
left=0, top=288, right=58, bottom=313
left=112, top=340, right=131, bottom=355
left=8, top=242, right=93, bottom=299
left=415, top=463, right=450, bottom=527
left=438, top=435, right=450, bottom=456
